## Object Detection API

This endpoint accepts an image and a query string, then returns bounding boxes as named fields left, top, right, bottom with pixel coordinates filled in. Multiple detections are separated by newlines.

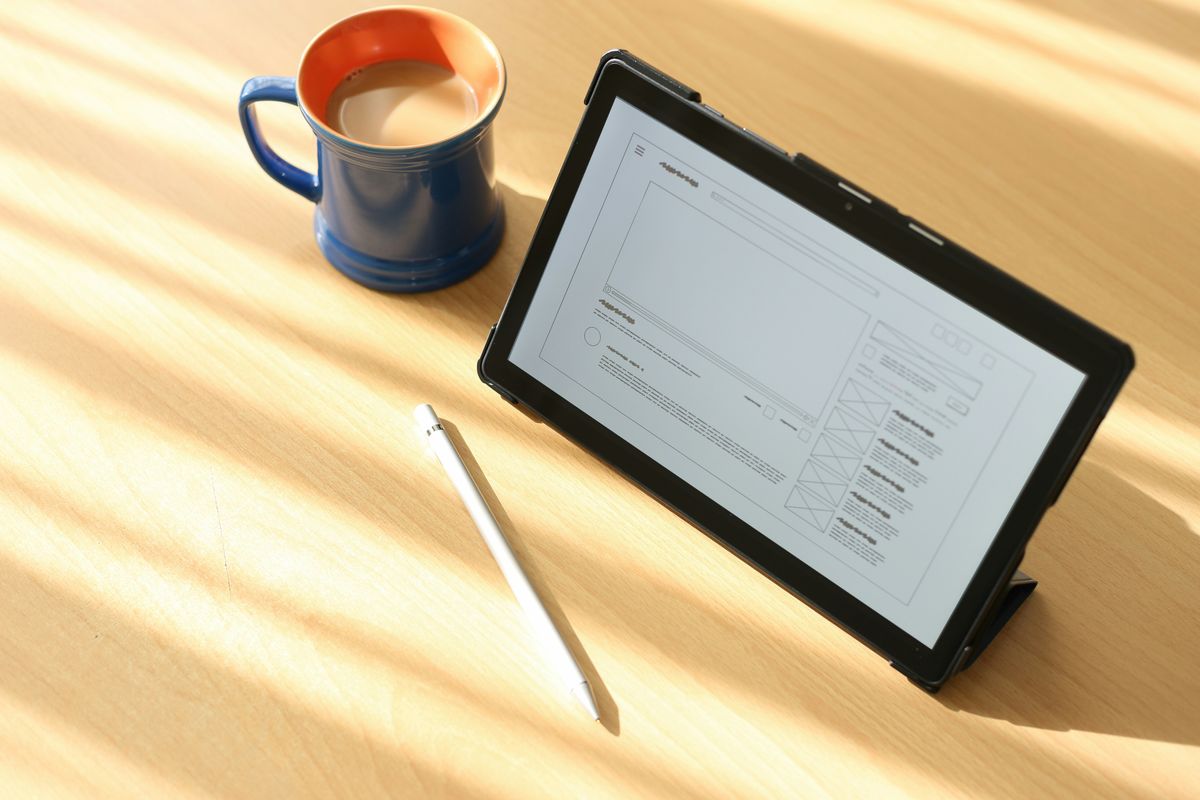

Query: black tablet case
left=480, top=50, right=1119, bottom=691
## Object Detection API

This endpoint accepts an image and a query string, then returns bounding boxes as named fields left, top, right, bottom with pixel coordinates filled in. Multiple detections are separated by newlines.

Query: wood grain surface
left=1, top=0, right=1198, bottom=797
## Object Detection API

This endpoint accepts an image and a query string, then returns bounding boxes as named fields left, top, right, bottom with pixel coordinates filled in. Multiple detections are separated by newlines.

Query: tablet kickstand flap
left=960, top=569, right=1037, bottom=671
left=908, top=569, right=1037, bottom=692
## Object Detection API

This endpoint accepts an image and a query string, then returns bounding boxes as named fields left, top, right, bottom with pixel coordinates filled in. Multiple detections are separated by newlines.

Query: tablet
left=478, top=52, right=1133, bottom=690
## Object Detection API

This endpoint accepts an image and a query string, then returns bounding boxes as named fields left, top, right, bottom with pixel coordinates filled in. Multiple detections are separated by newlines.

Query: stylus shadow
left=934, top=462, right=1200, bottom=745
left=440, top=419, right=621, bottom=736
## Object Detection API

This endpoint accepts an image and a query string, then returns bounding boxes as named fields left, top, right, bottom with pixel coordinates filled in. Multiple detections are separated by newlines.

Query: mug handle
left=238, top=76, right=320, bottom=202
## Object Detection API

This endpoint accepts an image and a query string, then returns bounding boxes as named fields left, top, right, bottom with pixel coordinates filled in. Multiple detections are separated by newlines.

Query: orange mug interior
left=297, top=7, right=504, bottom=144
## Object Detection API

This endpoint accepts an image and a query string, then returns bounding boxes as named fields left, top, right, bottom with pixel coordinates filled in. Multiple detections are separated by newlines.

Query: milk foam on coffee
left=326, top=60, right=478, bottom=147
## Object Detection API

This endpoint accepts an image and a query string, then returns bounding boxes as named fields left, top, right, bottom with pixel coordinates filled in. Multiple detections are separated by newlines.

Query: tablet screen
left=510, top=98, right=1084, bottom=646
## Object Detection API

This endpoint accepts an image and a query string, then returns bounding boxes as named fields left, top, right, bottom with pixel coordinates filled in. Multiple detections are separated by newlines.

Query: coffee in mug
left=325, top=60, right=479, bottom=147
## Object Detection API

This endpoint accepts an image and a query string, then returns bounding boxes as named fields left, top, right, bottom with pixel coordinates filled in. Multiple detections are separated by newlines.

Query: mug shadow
left=440, top=418, right=621, bottom=735
left=274, top=182, right=546, bottom=341
left=935, top=462, right=1200, bottom=745
left=395, top=181, right=546, bottom=330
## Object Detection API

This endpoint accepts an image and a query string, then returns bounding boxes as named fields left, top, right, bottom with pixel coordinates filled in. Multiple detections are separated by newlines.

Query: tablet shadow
left=935, top=463, right=1200, bottom=745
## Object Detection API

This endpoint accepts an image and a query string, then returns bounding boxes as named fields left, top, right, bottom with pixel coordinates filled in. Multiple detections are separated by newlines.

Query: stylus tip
left=572, top=681, right=600, bottom=721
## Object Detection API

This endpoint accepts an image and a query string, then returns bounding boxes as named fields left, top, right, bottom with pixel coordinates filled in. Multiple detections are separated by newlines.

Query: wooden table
left=2, top=0, right=1198, bottom=796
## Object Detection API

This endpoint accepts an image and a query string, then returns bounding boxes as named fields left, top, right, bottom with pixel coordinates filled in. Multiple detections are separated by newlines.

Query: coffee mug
left=238, top=7, right=506, bottom=292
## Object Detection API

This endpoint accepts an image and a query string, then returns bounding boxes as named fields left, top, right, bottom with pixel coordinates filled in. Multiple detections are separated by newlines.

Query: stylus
left=413, top=403, right=600, bottom=722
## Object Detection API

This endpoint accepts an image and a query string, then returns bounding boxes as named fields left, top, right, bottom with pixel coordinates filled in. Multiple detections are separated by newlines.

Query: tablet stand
left=910, top=569, right=1037, bottom=692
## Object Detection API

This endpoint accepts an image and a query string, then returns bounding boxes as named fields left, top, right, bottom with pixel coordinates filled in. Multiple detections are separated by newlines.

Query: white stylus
left=414, top=403, right=600, bottom=722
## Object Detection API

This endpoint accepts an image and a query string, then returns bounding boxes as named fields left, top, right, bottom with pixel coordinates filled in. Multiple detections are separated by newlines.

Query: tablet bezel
left=480, top=60, right=1133, bottom=687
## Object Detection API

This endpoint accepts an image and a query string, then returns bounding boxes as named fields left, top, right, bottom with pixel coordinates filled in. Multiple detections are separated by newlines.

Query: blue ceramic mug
left=238, top=7, right=505, bottom=292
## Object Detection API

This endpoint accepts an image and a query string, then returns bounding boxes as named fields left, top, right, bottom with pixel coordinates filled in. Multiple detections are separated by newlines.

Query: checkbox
left=981, top=353, right=996, bottom=369
left=763, top=406, right=776, bottom=419
left=798, top=428, right=811, bottom=442
left=932, top=324, right=945, bottom=338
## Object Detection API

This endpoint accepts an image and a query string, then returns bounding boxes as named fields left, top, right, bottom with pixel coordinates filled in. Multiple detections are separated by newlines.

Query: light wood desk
left=1, top=0, right=1198, bottom=797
